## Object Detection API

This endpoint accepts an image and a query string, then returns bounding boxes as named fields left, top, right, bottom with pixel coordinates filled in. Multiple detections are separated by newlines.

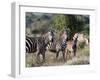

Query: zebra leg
left=42, top=52, right=45, bottom=63
left=37, top=52, right=41, bottom=63
left=56, top=49, right=60, bottom=59
left=73, top=48, right=76, bottom=57
left=72, top=45, right=77, bottom=57
left=62, top=50, right=66, bottom=62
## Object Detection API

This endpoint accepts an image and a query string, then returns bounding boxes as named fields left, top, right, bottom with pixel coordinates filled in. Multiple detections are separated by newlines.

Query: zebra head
left=73, top=33, right=89, bottom=45
left=41, top=31, right=55, bottom=49
left=61, top=31, right=68, bottom=43
left=48, top=31, right=55, bottom=43
left=73, top=33, right=79, bottom=41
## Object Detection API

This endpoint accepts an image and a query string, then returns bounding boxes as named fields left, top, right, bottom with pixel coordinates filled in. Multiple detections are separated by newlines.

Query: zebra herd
left=26, top=31, right=89, bottom=63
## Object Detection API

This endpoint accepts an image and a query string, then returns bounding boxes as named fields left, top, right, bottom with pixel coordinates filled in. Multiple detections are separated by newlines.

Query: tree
left=67, top=15, right=89, bottom=39
left=51, top=14, right=69, bottom=34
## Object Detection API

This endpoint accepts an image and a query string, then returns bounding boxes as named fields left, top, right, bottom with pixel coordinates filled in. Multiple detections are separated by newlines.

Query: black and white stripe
left=26, top=36, right=37, bottom=53
left=25, top=31, right=55, bottom=62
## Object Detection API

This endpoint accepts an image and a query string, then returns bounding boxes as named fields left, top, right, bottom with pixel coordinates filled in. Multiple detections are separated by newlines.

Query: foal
left=65, top=33, right=79, bottom=59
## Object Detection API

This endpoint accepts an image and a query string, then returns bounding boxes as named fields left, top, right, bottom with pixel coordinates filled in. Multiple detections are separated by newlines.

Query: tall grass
left=26, top=45, right=89, bottom=67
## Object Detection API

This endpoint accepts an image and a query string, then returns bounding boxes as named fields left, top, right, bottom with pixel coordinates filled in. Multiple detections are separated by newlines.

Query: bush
left=78, top=42, right=86, bottom=49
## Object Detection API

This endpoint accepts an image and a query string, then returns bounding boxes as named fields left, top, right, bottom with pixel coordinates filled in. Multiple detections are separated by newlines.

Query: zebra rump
left=26, top=36, right=37, bottom=53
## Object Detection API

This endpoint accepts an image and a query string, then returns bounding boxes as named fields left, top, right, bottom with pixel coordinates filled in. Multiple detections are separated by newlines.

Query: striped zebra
left=72, top=33, right=89, bottom=56
left=25, top=31, right=55, bottom=62
left=72, top=33, right=79, bottom=56
left=36, top=31, right=55, bottom=62
left=26, top=36, right=37, bottom=53
left=56, top=31, right=68, bottom=62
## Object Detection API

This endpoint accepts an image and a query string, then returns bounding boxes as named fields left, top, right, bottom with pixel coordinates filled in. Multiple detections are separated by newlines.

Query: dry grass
left=26, top=45, right=89, bottom=67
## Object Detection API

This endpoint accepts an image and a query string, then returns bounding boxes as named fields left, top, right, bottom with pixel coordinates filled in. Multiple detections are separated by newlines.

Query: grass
left=26, top=45, right=90, bottom=67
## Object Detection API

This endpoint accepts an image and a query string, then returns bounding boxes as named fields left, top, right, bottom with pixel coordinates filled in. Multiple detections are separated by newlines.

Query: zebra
left=72, top=33, right=79, bottom=56
left=36, top=31, right=55, bottom=62
left=72, top=33, right=89, bottom=56
left=56, top=31, right=68, bottom=62
left=25, top=31, right=55, bottom=62
left=66, top=33, right=81, bottom=58
left=26, top=36, right=37, bottom=53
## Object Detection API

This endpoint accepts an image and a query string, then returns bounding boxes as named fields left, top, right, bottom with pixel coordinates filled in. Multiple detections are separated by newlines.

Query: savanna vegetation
left=25, top=12, right=90, bottom=67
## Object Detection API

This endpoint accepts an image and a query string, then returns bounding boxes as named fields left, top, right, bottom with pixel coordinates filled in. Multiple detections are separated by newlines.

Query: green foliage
left=26, top=12, right=89, bottom=39
left=82, top=24, right=90, bottom=35
left=51, top=15, right=69, bottom=33
left=67, top=15, right=89, bottom=39
left=78, top=42, right=86, bottom=49
left=32, top=29, right=40, bottom=34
